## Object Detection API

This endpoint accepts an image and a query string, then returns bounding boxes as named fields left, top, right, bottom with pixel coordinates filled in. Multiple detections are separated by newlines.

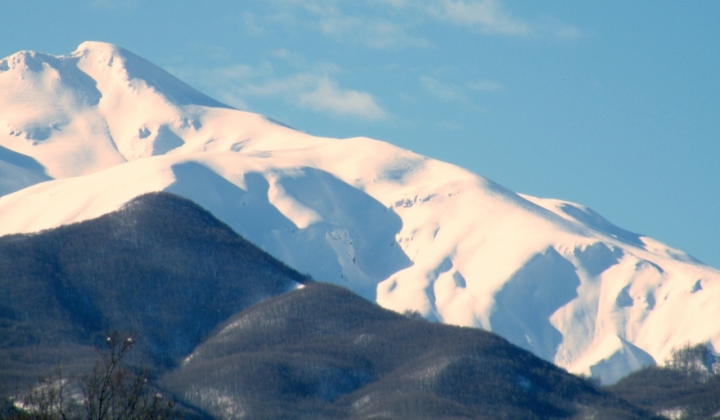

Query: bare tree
left=668, top=342, right=718, bottom=380
left=6, top=333, right=179, bottom=420
left=19, top=369, right=78, bottom=420
left=81, top=332, right=177, bottom=420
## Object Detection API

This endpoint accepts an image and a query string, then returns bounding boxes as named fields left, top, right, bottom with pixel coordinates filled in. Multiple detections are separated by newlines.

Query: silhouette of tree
left=81, top=332, right=177, bottom=420
left=4, top=333, right=179, bottom=420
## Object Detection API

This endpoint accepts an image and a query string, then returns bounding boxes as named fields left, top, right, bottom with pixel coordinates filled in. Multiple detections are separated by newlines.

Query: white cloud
left=368, top=0, right=409, bottom=7
left=538, top=15, right=582, bottom=40
left=556, top=25, right=581, bottom=40
left=371, top=0, right=580, bottom=40
left=256, top=0, right=579, bottom=44
left=173, top=59, right=388, bottom=121
left=215, top=92, right=250, bottom=110
left=318, top=15, right=430, bottom=49
left=258, top=0, right=429, bottom=49
left=421, top=76, right=503, bottom=101
left=467, top=79, right=503, bottom=92
left=239, top=11, right=266, bottom=36
left=427, top=0, right=531, bottom=36
left=420, top=76, right=464, bottom=101
left=299, top=78, right=388, bottom=120
left=240, top=73, right=387, bottom=120
left=270, top=48, right=302, bottom=62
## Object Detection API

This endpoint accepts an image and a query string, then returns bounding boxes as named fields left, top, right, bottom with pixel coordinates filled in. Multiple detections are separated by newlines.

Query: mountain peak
left=71, top=40, right=230, bottom=110
left=0, top=49, right=52, bottom=72
left=73, top=40, right=124, bottom=56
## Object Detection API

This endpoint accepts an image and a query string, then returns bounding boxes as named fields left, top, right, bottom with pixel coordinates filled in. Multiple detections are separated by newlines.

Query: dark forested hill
left=0, top=192, right=307, bottom=390
left=162, top=282, right=660, bottom=420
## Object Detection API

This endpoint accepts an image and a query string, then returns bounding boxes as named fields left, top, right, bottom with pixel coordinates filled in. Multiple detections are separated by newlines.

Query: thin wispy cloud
left=170, top=57, right=388, bottom=121
left=318, top=14, right=430, bottom=49
left=298, top=77, right=388, bottom=119
left=270, top=48, right=305, bottom=63
left=467, top=79, right=503, bottom=92
left=371, top=0, right=580, bottom=40
left=421, top=76, right=502, bottom=102
left=421, top=76, right=465, bottom=102
left=369, top=0, right=409, bottom=7
left=427, top=0, right=531, bottom=36
left=252, top=0, right=579, bottom=46
left=239, top=11, right=267, bottom=36
left=171, top=1, right=574, bottom=124
left=239, top=72, right=388, bottom=120
left=537, top=15, right=582, bottom=40
left=255, top=0, right=428, bottom=49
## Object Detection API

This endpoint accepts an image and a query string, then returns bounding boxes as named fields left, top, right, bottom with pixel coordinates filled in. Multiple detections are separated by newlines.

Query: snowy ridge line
left=1, top=41, right=719, bottom=383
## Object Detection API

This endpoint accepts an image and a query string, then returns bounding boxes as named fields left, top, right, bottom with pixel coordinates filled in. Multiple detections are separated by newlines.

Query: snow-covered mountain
left=1, top=41, right=718, bottom=384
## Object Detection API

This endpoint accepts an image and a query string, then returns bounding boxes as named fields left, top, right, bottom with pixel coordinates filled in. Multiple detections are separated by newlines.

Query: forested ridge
left=0, top=192, right=307, bottom=389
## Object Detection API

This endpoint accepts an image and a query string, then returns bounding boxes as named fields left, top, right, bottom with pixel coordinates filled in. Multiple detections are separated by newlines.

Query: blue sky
left=2, top=1, right=719, bottom=268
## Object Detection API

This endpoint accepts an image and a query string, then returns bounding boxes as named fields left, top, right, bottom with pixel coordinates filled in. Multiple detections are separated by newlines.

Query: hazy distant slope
left=162, top=282, right=659, bottom=420
left=0, top=192, right=305, bottom=388
left=1, top=42, right=719, bottom=382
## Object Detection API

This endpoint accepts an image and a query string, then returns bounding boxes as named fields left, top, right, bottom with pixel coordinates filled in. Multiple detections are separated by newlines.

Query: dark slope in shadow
left=558, top=203, right=645, bottom=248
left=163, top=283, right=660, bottom=420
left=0, top=192, right=306, bottom=389
left=0, top=145, right=52, bottom=197
left=277, top=167, right=411, bottom=281
left=489, top=247, right=581, bottom=362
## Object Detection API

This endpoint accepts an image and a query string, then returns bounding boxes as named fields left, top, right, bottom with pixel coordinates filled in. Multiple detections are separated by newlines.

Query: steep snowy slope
left=1, top=42, right=719, bottom=383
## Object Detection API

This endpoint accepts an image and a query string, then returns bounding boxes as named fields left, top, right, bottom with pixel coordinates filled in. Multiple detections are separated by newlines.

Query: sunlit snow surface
left=1, top=42, right=719, bottom=384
